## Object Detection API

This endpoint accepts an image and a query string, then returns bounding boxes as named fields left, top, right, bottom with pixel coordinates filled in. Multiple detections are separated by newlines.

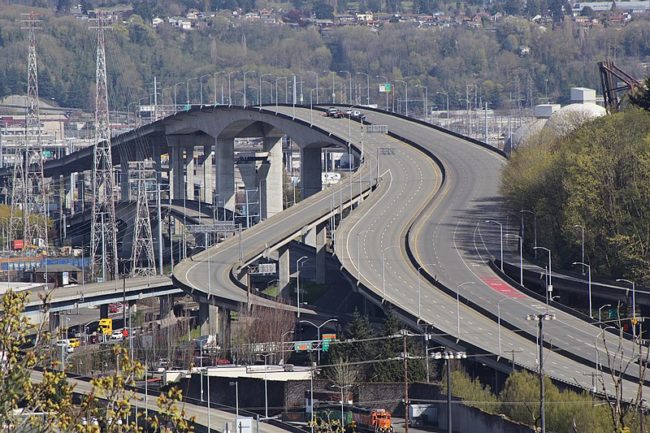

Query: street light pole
left=456, top=282, right=475, bottom=339
left=356, top=72, right=370, bottom=105
left=505, top=233, right=523, bottom=286
left=616, top=278, right=636, bottom=335
left=486, top=220, right=504, bottom=271
left=533, top=247, right=552, bottom=304
left=415, top=84, right=428, bottom=122
left=431, top=350, right=467, bottom=433
left=572, top=262, right=592, bottom=317
left=243, top=70, right=255, bottom=107
left=395, top=79, right=408, bottom=116
left=598, top=304, right=612, bottom=322
left=186, top=77, right=197, bottom=105
left=526, top=313, right=556, bottom=433
left=299, top=318, right=338, bottom=364
left=297, top=256, right=309, bottom=318
left=376, top=75, right=389, bottom=111
left=199, top=74, right=211, bottom=106
left=339, top=70, right=352, bottom=104
left=332, top=384, right=352, bottom=428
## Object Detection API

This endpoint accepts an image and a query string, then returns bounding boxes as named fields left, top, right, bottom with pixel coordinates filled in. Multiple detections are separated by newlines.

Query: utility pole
left=403, top=330, right=409, bottom=433
left=89, top=13, right=118, bottom=281
left=10, top=13, right=48, bottom=255
left=131, top=162, right=156, bottom=276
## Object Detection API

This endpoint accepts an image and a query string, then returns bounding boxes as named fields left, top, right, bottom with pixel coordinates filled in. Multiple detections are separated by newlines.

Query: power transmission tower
left=131, top=161, right=156, bottom=276
left=9, top=13, right=48, bottom=251
left=89, top=14, right=118, bottom=282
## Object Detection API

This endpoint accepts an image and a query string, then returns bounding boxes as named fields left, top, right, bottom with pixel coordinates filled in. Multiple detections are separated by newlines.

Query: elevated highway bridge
left=9, top=104, right=647, bottom=401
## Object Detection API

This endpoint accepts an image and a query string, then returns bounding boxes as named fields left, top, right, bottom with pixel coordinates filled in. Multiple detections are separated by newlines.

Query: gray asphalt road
left=325, top=108, right=645, bottom=398
left=30, top=370, right=289, bottom=433
left=170, top=105, right=643, bottom=398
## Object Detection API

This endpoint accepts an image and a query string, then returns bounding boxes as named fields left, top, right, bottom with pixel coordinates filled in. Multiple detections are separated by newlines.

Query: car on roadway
left=350, top=110, right=366, bottom=121
left=55, top=340, right=75, bottom=353
left=110, top=330, right=124, bottom=341
left=326, top=107, right=342, bottom=118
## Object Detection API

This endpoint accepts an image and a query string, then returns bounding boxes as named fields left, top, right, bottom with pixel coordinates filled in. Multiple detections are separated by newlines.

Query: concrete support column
left=76, top=172, right=85, bottom=214
left=278, top=244, right=291, bottom=295
left=58, top=175, right=65, bottom=212
left=198, top=302, right=219, bottom=337
left=203, top=145, right=214, bottom=204
left=260, top=136, right=283, bottom=219
left=315, top=222, right=327, bottom=284
left=65, top=173, right=75, bottom=215
left=238, top=161, right=259, bottom=224
left=185, top=147, right=195, bottom=200
left=171, top=146, right=184, bottom=200
left=49, top=312, right=60, bottom=335
left=219, top=306, right=231, bottom=349
left=160, top=295, right=173, bottom=319
left=99, top=304, right=109, bottom=319
left=301, top=147, right=322, bottom=199
left=215, top=138, right=235, bottom=212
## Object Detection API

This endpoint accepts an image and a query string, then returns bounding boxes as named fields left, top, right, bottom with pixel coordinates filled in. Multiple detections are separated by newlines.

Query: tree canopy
left=502, top=109, right=650, bottom=285
left=0, top=5, right=648, bottom=113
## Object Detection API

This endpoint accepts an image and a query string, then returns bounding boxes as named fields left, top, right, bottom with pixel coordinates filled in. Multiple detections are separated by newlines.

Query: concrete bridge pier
left=75, top=172, right=86, bottom=214
left=314, top=222, right=327, bottom=284
left=260, top=136, right=283, bottom=219
left=215, top=137, right=236, bottom=213
left=202, top=145, right=214, bottom=204
left=197, top=302, right=220, bottom=339
left=302, top=223, right=327, bottom=285
left=185, top=147, right=195, bottom=200
left=301, top=147, right=322, bottom=199
left=238, top=161, right=260, bottom=223
left=170, top=145, right=185, bottom=200
left=278, top=244, right=291, bottom=294
left=160, top=294, right=174, bottom=319
left=49, top=312, right=60, bottom=335
left=99, top=304, right=109, bottom=319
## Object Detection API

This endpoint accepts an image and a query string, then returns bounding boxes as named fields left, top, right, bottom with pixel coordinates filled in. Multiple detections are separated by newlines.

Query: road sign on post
left=379, top=83, right=392, bottom=93
left=236, top=417, right=253, bottom=433
left=321, top=333, right=336, bottom=352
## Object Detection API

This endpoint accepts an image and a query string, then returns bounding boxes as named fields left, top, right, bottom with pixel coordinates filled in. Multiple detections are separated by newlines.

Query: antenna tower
left=89, top=14, right=119, bottom=281
left=10, top=13, right=48, bottom=251
left=131, top=161, right=156, bottom=276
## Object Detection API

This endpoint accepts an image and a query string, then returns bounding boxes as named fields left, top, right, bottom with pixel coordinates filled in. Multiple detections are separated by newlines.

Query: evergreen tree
left=630, top=78, right=650, bottom=111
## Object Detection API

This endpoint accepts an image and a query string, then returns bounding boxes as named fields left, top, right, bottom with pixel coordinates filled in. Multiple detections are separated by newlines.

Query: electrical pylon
left=9, top=13, right=48, bottom=251
left=131, top=161, right=156, bottom=276
left=89, top=14, right=118, bottom=282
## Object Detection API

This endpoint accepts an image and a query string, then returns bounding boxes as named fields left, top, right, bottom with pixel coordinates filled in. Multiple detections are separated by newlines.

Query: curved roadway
left=173, top=106, right=644, bottom=398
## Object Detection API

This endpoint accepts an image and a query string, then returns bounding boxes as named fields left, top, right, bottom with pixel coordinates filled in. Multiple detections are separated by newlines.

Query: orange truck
left=352, top=408, right=393, bottom=433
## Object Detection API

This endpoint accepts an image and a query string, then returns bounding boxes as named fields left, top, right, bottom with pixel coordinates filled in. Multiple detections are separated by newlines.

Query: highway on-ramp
left=170, top=105, right=643, bottom=398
